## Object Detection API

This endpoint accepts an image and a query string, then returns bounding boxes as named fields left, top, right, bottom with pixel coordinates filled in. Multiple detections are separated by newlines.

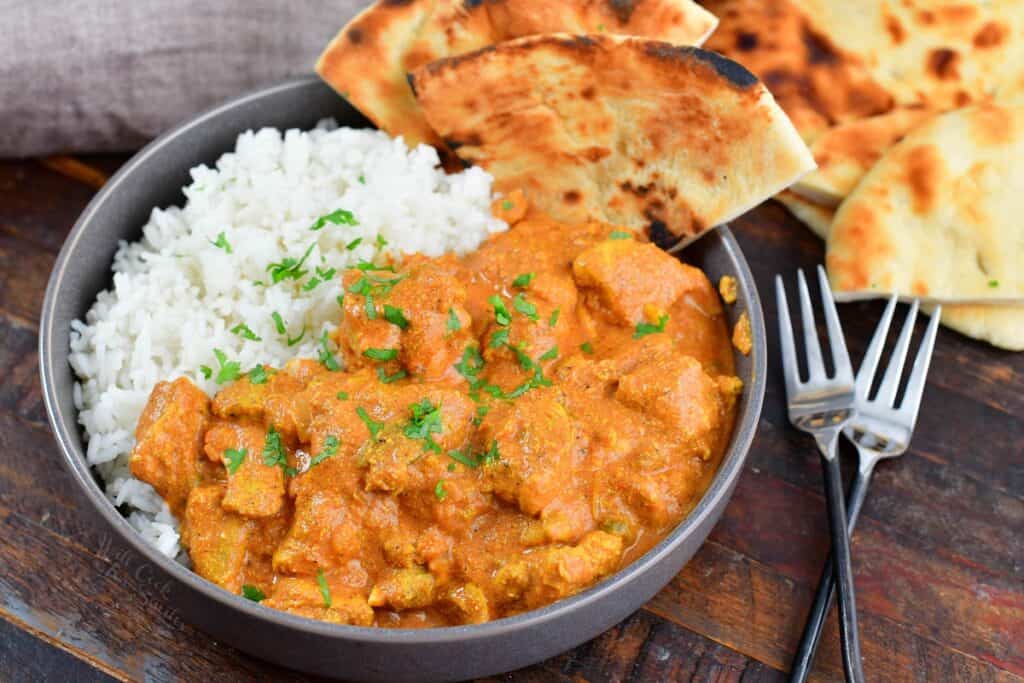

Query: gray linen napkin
left=0, top=0, right=367, bottom=157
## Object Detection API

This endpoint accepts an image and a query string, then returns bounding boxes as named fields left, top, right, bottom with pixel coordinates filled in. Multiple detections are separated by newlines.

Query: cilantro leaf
left=316, top=568, right=332, bottom=608
left=356, top=406, right=384, bottom=439
left=212, top=348, right=242, bottom=384
left=242, top=585, right=265, bottom=602
left=248, top=364, right=269, bottom=385
left=363, top=347, right=398, bottom=361
left=447, top=307, right=461, bottom=333
left=230, top=323, right=261, bottom=342
left=309, top=208, right=357, bottom=231
left=633, top=313, right=670, bottom=339
left=512, top=272, right=535, bottom=288
left=383, top=304, right=410, bottom=330
left=223, top=447, right=247, bottom=474
left=210, top=231, right=233, bottom=253
left=318, top=331, right=341, bottom=371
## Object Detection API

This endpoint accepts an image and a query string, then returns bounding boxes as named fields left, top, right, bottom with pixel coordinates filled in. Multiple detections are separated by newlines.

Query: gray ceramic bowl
left=40, top=76, right=766, bottom=682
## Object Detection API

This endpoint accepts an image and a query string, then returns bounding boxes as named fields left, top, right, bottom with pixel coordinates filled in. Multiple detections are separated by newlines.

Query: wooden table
left=1, top=154, right=1021, bottom=683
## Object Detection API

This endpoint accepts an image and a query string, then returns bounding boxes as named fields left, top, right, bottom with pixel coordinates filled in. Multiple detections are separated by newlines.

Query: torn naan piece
left=827, top=102, right=1024, bottom=304
left=778, top=188, right=1024, bottom=351
left=410, top=35, right=815, bottom=242
left=316, top=0, right=718, bottom=154
left=791, top=108, right=933, bottom=207
left=701, top=0, right=894, bottom=141
left=702, top=0, right=1024, bottom=142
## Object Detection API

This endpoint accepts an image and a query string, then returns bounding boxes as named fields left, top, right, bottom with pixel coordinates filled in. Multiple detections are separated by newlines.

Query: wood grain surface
left=0, top=155, right=1021, bottom=682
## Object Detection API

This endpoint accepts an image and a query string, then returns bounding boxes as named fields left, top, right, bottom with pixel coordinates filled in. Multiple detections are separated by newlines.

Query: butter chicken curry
left=130, top=199, right=742, bottom=627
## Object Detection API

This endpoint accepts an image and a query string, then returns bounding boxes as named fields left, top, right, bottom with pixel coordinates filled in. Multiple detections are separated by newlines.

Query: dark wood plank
left=0, top=160, right=96, bottom=253
left=0, top=612, right=121, bottom=683
left=490, top=609, right=784, bottom=683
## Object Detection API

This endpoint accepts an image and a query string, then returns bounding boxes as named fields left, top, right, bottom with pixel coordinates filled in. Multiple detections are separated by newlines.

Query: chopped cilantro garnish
left=336, top=391, right=349, bottom=400
left=309, top=208, right=357, bottom=231
left=454, top=346, right=485, bottom=389
left=376, top=234, right=388, bottom=248
left=345, top=237, right=362, bottom=251
left=199, top=365, right=212, bottom=380
left=479, top=440, right=500, bottom=465
left=512, top=272, right=535, bottom=288
left=609, top=230, right=632, bottom=240
left=271, top=312, right=286, bottom=335
left=310, top=435, right=340, bottom=467
left=248, top=364, right=269, bottom=385
left=447, top=448, right=479, bottom=469
left=318, top=331, right=341, bottom=371
left=364, top=347, right=398, bottom=361
left=377, top=367, right=407, bottom=384
left=316, top=568, right=332, bottom=608
left=210, top=231, right=233, bottom=253
left=365, top=294, right=377, bottom=319
left=383, top=304, right=410, bottom=330
left=434, top=480, right=448, bottom=502
left=489, top=327, right=510, bottom=349
left=223, top=447, right=247, bottom=474
left=287, top=326, right=306, bottom=347
left=447, top=440, right=500, bottom=469
left=262, top=425, right=288, bottom=470
left=356, top=406, right=384, bottom=439
left=336, top=295, right=345, bottom=308
left=212, top=348, right=242, bottom=384
left=513, top=293, right=539, bottom=321
left=989, top=279, right=1000, bottom=288
left=634, top=313, right=670, bottom=339
left=266, top=243, right=316, bottom=284
left=230, top=323, right=261, bottom=342
left=549, top=308, right=560, bottom=327
left=538, top=346, right=559, bottom=362
left=501, top=199, right=514, bottom=211
left=404, top=399, right=443, bottom=453
left=580, top=341, right=594, bottom=354
left=447, top=307, right=461, bottom=332
left=489, top=295, right=512, bottom=326
left=242, top=585, right=265, bottom=602
left=358, top=174, right=366, bottom=184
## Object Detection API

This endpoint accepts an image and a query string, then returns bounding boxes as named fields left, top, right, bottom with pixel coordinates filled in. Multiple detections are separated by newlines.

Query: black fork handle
left=816, top=449, right=865, bottom=683
left=790, top=465, right=873, bottom=682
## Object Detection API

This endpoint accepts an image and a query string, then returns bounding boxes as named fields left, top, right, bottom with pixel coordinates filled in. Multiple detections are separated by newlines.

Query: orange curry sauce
left=130, top=196, right=741, bottom=627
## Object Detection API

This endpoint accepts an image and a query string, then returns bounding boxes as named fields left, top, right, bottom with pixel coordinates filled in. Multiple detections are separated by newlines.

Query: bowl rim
left=39, top=75, right=767, bottom=645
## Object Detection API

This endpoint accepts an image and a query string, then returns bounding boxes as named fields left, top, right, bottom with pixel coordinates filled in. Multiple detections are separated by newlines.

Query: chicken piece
left=273, top=490, right=358, bottom=574
left=482, top=272, right=578, bottom=368
left=367, top=567, right=436, bottom=611
left=339, top=258, right=473, bottom=380
left=571, top=238, right=705, bottom=325
left=616, top=354, right=726, bottom=460
left=358, top=389, right=476, bottom=495
left=203, top=422, right=285, bottom=518
left=540, top=495, right=594, bottom=544
left=263, top=577, right=374, bottom=626
left=210, top=367, right=306, bottom=440
left=440, top=583, right=490, bottom=624
left=130, top=377, right=210, bottom=513
left=494, top=531, right=623, bottom=609
left=476, top=389, right=579, bottom=516
left=181, top=485, right=253, bottom=592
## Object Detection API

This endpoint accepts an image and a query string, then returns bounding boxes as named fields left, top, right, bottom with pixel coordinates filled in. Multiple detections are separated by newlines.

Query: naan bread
left=410, top=35, right=815, bottom=241
left=791, top=108, right=932, bottom=207
left=702, top=0, right=1024, bottom=141
left=794, top=1, right=1024, bottom=111
left=779, top=185, right=1023, bottom=351
left=827, top=102, right=1024, bottom=304
left=701, top=0, right=894, bottom=141
left=316, top=0, right=717, bottom=154
left=776, top=190, right=833, bottom=240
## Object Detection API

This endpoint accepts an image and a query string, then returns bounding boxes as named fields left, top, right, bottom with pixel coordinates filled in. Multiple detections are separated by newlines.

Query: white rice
left=69, top=121, right=507, bottom=557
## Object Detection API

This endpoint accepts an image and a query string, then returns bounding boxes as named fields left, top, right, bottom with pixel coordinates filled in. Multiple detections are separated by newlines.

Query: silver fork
left=776, top=266, right=864, bottom=683
left=790, top=297, right=942, bottom=682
